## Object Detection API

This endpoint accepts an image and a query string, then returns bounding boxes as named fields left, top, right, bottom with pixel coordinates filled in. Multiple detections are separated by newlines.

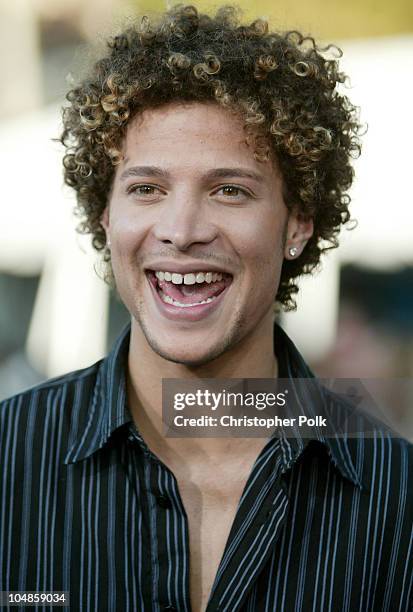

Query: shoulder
left=324, top=386, right=413, bottom=500
left=0, top=361, right=104, bottom=484
left=359, top=431, right=413, bottom=487
left=360, top=431, right=413, bottom=494
left=0, top=361, right=101, bottom=429
left=323, top=383, right=413, bottom=507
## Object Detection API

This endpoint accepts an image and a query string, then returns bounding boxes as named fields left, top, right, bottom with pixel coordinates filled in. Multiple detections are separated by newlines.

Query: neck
left=126, top=311, right=278, bottom=464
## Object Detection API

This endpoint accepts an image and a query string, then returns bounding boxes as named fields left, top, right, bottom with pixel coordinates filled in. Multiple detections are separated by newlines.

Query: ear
left=284, top=210, right=314, bottom=260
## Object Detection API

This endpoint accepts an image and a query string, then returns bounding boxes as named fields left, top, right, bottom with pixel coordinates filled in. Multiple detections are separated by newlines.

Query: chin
left=140, top=323, right=234, bottom=367
left=133, top=296, right=249, bottom=367
left=150, top=338, right=223, bottom=367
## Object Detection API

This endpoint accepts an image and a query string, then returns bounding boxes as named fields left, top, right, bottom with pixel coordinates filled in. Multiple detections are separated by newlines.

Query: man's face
left=103, top=102, right=306, bottom=365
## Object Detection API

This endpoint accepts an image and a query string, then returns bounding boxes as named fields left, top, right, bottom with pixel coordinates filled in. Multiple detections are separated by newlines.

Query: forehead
left=120, top=101, right=277, bottom=178
left=125, top=101, right=244, bottom=144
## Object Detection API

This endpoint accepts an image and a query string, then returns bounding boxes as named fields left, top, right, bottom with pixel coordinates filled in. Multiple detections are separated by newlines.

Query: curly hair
left=61, top=3, right=362, bottom=310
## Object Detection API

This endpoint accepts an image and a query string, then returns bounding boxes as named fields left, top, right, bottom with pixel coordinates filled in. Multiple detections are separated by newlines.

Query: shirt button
left=156, top=495, right=172, bottom=510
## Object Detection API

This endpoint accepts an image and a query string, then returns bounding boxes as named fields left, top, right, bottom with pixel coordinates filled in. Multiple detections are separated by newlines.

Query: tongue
left=158, top=278, right=227, bottom=304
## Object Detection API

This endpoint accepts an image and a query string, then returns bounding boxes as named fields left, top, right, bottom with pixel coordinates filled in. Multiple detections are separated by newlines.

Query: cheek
left=237, top=213, right=285, bottom=272
left=111, top=215, right=148, bottom=259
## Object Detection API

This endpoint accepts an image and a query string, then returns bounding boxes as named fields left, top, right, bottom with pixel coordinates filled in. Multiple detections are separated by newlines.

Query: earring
left=288, top=246, right=298, bottom=257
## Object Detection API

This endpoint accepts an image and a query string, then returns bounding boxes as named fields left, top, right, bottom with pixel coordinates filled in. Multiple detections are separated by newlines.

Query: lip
left=144, top=261, right=233, bottom=276
left=145, top=270, right=232, bottom=322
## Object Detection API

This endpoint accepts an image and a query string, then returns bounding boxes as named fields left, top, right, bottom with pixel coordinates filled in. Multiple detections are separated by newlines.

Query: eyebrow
left=119, top=166, right=169, bottom=181
left=119, top=166, right=263, bottom=183
left=204, top=168, right=263, bottom=183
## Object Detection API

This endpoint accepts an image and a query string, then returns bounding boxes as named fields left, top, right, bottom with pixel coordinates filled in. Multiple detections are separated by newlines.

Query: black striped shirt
left=1, top=323, right=412, bottom=611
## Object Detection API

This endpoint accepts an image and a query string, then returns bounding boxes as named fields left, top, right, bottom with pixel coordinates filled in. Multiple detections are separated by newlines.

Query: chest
left=176, top=475, right=248, bottom=612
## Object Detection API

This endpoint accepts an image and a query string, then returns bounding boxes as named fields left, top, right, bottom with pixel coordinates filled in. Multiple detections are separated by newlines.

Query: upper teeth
left=155, top=271, right=223, bottom=284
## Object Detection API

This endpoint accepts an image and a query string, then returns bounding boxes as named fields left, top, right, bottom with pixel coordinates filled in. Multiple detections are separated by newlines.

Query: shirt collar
left=64, top=324, right=132, bottom=464
left=65, top=320, right=373, bottom=491
left=273, top=323, right=368, bottom=490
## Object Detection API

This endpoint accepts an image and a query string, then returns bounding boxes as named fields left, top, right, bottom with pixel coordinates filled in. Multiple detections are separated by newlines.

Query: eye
left=213, top=185, right=251, bottom=200
left=127, top=184, right=164, bottom=199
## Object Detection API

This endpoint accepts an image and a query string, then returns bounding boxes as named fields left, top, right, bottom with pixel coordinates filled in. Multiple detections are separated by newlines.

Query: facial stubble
left=130, top=222, right=288, bottom=367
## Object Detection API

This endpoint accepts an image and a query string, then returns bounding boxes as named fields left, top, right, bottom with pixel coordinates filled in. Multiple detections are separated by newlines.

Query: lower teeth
left=159, top=290, right=216, bottom=308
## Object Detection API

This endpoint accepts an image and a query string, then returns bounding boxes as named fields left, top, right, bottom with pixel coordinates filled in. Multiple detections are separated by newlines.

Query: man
left=1, top=5, right=412, bottom=611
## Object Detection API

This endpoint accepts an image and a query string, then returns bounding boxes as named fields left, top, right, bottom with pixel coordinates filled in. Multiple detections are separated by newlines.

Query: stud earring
left=289, top=246, right=298, bottom=257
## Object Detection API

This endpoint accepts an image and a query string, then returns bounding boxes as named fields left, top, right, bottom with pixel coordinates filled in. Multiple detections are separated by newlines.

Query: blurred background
left=1, top=0, right=412, bottom=438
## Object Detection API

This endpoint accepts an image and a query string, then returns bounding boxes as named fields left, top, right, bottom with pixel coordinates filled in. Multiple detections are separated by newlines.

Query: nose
left=153, top=191, right=218, bottom=251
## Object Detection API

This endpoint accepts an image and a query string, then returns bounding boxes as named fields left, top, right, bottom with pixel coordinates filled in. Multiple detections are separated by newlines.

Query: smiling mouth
left=146, top=269, right=233, bottom=308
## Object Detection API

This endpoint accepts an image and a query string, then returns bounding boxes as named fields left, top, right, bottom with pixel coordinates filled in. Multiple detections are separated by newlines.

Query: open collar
left=65, top=320, right=379, bottom=491
left=274, top=323, right=371, bottom=490
left=64, top=324, right=132, bottom=464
